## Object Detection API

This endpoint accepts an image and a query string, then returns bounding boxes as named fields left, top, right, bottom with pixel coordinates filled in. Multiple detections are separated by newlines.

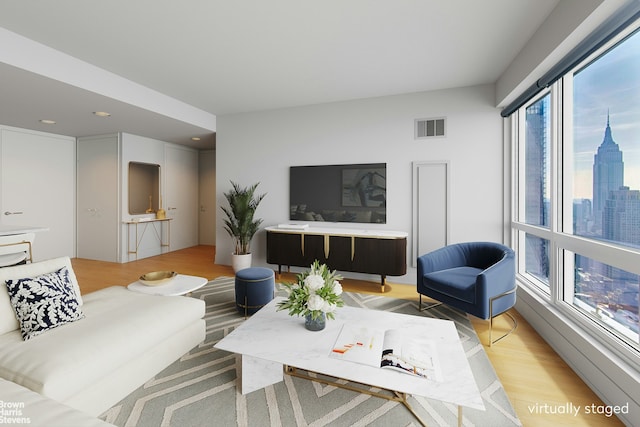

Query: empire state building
left=592, top=113, right=624, bottom=231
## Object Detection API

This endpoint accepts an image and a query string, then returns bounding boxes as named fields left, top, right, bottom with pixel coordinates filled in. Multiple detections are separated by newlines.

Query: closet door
left=77, top=135, right=120, bottom=262
left=0, top=127, right=75, bottom=260
left=164, top=144, right=198, bottom=251
left=412, top=161, right=450, bottom=266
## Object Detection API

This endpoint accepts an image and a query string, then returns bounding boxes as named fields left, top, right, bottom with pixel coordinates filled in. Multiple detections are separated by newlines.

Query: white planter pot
left=231, top=253, right=252, bottom=272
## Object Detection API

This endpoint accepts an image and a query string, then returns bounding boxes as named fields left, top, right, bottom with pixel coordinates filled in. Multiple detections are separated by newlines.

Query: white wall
left=119, top=133, right=199, bottom=259
left=0, top=125, right=76, bottom=260
left=216, top=84, right=504, bottom=284
left=198, top=149, right=216, bottom=245
left=120, top=133, right=165, bottom=261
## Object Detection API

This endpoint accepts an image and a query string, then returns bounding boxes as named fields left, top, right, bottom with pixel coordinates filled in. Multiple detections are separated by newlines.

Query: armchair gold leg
left=418, top=293, right=517, bottom=346
left=488, top=287, right=517, bottom=346
left=489, top=311, right=517, bottom=347
left=417, top=294, right=443, bottom=312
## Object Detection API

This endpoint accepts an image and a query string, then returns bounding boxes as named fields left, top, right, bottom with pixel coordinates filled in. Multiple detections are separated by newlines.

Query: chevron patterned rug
left=101, top=277, right=521, bottom=426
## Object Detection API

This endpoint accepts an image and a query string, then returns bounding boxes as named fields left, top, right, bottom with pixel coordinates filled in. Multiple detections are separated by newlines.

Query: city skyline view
left=525, top=25, right=640, bottom=341
left=573, top=28, right=640, bottom=200
left=572, top=29, right=640, bottom=338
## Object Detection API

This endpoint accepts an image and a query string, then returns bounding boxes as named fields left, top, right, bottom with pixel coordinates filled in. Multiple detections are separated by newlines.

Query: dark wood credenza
left=266, top=226, right=407, bottom=292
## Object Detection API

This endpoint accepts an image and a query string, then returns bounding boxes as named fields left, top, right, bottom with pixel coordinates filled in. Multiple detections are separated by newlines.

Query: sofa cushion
left=0, top=257, right=83, bottom=335
left=0, top=378, right=115, bottom=427
left=6, top=266, right=85, bottom=341
left=0, top=286, right=205, bottom=402
left=423, top=266, right=481, bottom=304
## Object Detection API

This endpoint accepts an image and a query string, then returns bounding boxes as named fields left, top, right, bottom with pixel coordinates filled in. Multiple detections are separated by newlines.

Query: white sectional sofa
left=0, top=257, right=206, bottom=425
left=0, top=378, right=114, bottom=427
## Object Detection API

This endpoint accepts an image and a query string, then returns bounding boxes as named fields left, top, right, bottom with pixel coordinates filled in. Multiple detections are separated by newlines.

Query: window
left=517, top=94, right=552, bottom=293
left=524, top=233, right=550, bottom=287
left=571, top=253, right=639, bottom=342
left=524, top=94, right=550, bottom=229
left=512, top=25, right=640, bottom=354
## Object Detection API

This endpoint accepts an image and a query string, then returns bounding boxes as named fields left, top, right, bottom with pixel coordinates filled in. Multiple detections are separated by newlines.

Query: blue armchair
left=417, top=241, right=517, bottom=345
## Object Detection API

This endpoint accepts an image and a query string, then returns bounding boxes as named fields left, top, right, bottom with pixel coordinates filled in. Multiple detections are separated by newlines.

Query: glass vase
left=304, top=312, right=326, bottom=331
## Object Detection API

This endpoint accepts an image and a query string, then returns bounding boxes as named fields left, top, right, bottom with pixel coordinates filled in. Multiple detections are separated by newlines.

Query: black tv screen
left=289, top=163, right=386, bottom=224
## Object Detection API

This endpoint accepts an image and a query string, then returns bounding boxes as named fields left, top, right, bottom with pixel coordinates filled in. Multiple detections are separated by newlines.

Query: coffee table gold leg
left=393, top=392, right=427, bottom=427
left=458, top=405, right=462, bottom=427
left=286, top=365, right=429, bottom=426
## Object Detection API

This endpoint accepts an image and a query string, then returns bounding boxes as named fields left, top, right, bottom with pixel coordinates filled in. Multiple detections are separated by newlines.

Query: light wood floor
left=71, top=245, right=623, bottom=426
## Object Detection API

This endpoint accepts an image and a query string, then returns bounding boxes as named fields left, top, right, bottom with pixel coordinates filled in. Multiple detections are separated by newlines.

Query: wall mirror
left=129, top=162, right=160, bottom=215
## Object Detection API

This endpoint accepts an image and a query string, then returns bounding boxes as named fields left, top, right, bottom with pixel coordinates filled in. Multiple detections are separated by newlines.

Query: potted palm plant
left=221, top=181, right=266, bottom=272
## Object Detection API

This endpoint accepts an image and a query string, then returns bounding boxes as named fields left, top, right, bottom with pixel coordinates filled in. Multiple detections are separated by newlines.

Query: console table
left=123, top=218, right=172, bottom=260
left=266, top=226, right=407, bottom=291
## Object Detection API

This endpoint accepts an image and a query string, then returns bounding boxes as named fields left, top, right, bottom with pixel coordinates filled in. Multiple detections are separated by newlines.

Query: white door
left=0, top=127, right=75, bottom=261
left=77, top=135, right=120, bottom=262
left=412, top=161, right=449, bottom=267
left=164, top=145, right=198, bottom=251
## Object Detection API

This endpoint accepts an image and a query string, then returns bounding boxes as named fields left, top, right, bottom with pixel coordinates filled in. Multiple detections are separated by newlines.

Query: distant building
left=603, top=186, right=640, bottom=245
left=593, top=113, right=624, bottom=231
left=525, top=99, right=549, bottom=280
left=573, top=198, right=592, bottom=235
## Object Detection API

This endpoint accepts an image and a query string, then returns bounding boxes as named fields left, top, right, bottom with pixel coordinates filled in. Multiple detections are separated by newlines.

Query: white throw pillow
left=6, top=266, right=85, bottom=340
left=0, top=256, right=83, bottom=335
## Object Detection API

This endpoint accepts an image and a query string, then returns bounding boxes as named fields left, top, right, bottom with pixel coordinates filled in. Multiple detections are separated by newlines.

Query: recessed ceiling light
left=93, top=111, right=111, bottom=117
left=191, top=137, right=201, bottom=141
left=39, top=119, right=56, bottom=125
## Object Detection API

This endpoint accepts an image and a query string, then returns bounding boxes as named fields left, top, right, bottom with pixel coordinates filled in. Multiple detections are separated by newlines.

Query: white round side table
left=127, top=274, right=207, bottom=296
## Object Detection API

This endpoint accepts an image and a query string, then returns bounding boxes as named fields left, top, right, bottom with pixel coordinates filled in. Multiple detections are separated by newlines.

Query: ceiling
left=0, top=0, right=560, bottom=150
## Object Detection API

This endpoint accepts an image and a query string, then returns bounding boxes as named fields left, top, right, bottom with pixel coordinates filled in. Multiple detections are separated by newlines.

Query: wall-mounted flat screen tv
left=290, top=163, right=386, bottom=224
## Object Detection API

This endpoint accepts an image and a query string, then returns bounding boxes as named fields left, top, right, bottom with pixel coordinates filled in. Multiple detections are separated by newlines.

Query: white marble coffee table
left=215, top=298, right=484, bottom=426
left=127, top=274, right=207, bottom=296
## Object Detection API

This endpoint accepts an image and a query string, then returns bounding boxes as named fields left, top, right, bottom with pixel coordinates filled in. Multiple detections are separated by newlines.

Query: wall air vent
left=415, top=117, right=446, bottom=139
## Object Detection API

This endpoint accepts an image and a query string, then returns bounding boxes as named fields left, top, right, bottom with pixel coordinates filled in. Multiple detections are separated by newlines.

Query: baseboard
left=515, top=285, right=638, bottom=426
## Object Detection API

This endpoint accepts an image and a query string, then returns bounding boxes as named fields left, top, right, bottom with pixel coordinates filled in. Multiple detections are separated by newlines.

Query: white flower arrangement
left=277, top=260, right=344, bottom=321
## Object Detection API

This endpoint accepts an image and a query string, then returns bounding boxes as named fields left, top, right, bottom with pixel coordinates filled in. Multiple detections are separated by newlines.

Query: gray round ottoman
left=235, top=267, right=275, bottom=317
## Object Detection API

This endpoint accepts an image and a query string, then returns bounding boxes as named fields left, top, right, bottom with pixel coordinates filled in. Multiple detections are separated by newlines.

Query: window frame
left=511, top=22, right=640, bottom=367
left=514, top=89, right=555, bottom=295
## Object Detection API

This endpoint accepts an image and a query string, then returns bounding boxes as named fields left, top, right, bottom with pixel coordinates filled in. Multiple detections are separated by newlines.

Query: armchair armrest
left=476, top=251, right=516, bottom=296
left=475, top=250, right=516, bottom=318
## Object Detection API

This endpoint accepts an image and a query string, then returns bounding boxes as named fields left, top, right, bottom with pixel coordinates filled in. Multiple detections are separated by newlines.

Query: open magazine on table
left=329, top=325, right=443, bottom=382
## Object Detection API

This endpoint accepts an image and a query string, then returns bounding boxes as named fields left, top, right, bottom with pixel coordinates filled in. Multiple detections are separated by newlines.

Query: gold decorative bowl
left=139, top=271, right=177, bottom=286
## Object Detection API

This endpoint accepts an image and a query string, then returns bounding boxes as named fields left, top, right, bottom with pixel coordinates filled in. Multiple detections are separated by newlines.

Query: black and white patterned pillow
left=5, top=266, right=84, bottom=341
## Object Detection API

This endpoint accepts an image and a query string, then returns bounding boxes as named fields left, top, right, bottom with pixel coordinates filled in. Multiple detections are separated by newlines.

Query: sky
left=572, top=27, right=640, bottom=199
